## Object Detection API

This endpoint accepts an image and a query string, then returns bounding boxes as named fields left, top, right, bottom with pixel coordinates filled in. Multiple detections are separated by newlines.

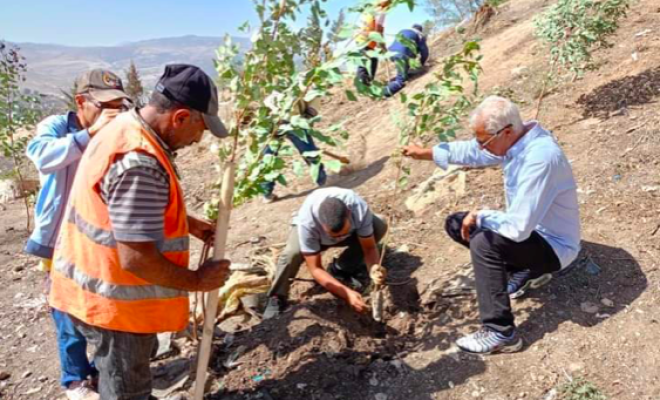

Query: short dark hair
left=318, top=197, right=349, bottom=233
left=148, top=91, right=186, bottom=113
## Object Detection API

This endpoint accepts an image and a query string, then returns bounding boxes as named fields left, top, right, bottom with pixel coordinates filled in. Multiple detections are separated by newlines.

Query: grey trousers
left=268, top=214, right=388, bottom=298
left=72, top=318, right=157, bottom=400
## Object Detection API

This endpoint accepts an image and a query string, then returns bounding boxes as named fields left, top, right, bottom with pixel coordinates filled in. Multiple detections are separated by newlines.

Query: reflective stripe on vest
left=67, top=206, right=189, bottom=253
left=53, top=258, right=187, bottom=301
left=48, top=112, right=191, bottom=333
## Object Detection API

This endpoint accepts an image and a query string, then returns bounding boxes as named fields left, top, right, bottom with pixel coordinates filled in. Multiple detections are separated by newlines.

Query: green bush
left=534, top=0, right=629, bottom=78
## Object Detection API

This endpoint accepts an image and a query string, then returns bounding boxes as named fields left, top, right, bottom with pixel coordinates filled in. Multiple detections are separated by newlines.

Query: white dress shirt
left=432, top=121, right=581, bottom=268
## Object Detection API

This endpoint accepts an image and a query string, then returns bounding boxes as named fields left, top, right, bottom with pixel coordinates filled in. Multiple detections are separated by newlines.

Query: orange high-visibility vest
left=49, top=112, right=190, bottom=334
left=357, top=12, right=386, bottom=50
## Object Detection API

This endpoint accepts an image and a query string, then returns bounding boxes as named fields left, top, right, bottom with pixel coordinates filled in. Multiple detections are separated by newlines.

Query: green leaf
left=345, top=89, right=357, bottom=102
left=322, top=159, right=342, bottom=173
left=292, top=160, right=305, bottom=176
left=310, top=162, right=321, bottom=183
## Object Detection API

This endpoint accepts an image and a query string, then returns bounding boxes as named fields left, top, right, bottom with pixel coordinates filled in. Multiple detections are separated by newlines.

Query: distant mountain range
left=12, top=35, right=251, bottom=97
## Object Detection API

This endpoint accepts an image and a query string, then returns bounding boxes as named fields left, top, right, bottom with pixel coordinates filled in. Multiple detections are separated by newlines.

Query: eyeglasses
left=85, top=95, right=129, bottom=111
left=477, top=124, right=512, bottom=149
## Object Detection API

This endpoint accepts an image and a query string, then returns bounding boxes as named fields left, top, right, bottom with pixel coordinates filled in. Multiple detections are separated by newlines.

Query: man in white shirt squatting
left=402, top=96, right=581, bottom=354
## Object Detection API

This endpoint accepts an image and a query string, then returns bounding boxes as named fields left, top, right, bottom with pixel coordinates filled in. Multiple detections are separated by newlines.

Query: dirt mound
left=577, top=66, right=660, bottom=118
left=211, top=277, right=423, bottom=400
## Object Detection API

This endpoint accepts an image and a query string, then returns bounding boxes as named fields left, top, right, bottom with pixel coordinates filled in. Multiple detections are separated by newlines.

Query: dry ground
left=1, top=0, right=659, bottom=399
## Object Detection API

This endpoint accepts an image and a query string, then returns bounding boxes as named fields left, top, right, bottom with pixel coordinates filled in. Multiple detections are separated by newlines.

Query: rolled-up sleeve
left=432, top=139, right=503, bottom=170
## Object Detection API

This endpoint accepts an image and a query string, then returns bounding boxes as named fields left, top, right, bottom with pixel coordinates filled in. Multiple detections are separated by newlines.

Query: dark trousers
left=72, top=318, right=157, bottom=400
left=357, top=54, right=379, bottom=85
left=385, top=56, right=410, bottom=97
left=445, top=212, right=560, bottom=335
left=268, top=215, right=388, bottom=299
left=263, top=130, right=327, bottom=196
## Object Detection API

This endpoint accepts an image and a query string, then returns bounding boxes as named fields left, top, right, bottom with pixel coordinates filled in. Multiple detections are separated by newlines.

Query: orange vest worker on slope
left=50, top=64, right=231, bottom=400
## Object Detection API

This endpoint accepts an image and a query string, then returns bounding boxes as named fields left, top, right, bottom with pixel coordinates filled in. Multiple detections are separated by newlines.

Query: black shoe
left=263, top=296, right=287, bottom=320
left=328, top=260, right=366, bottom=292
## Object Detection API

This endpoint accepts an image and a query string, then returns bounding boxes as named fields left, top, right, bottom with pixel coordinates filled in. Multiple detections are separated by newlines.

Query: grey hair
left=469, top=96, right=524, bottom=135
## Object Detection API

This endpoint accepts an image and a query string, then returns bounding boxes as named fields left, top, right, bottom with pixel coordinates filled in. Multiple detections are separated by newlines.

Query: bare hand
left=401, top=144, right=431, bottom=160
left=88, top=109, right=121, bottom=136
left=369, top=264, right=387, bottom=286
left=461, top=211, right=479, bottom=242
left=346, top=290, right=368, bottom=314
left=195, top=258, right=231, bottom=292
left=189, top=216, right=215, bottom=243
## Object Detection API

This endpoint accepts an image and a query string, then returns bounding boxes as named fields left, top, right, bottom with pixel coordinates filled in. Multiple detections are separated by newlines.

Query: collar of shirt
left=130, top=108, right=181, bottom=179
left=505, top=120, right=546, bottom=160
left=67, top=111, right=81, bottom=132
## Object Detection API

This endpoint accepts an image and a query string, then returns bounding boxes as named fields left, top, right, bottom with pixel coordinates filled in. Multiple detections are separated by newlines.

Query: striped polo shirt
left=99, top=109, right=174, bottom=242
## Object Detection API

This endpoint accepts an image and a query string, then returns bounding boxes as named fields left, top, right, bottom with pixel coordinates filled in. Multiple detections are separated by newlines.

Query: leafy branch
left=0, top=41, right=41, bottom=230
left=206, top=0, right=417, bottom=217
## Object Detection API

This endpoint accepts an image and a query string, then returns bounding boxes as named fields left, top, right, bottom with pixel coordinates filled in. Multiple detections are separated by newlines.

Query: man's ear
left=74, top=94, right=86, bottom=111
left=172, top=108, right=192, bottom=127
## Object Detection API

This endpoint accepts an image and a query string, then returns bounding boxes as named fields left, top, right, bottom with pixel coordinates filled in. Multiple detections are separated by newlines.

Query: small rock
left=568, top=362, right=584, bottom=373
left=390, top=360, right=403, bottom=373
left=21, top=371, right=32, bottom=379
left=395, top=244, right=410, bottom=253
left=296, top=383, right=307, bottom=390
left=511, top=66, right=529, bottom=78
left=448, top=381, right=455, bottom=389
left=375, top=394, right=388, bottom=400
left=601, top=298, right=614, bottom=307
left=369, top=377, right=379, bottom=386
left=0, top=372, right=10, bottom=381
left=543, top=389, right=558, bottom=400
left=584, top=259, right=601, bottom=275
left=13, top=265, right=24, bottom=272
left=24, top=386, right=41, bottom=395
left=596, top=313, right=611, bottom=319
left=581, top=302, right=599, bottom=314
left=37, top=376, right=48, bottom=382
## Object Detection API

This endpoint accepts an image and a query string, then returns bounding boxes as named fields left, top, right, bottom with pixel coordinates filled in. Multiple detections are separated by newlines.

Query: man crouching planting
left=264, top=187, right=388, bottom=319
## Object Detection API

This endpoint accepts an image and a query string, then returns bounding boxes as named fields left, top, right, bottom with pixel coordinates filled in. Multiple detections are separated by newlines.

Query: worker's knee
left=444, top=211, right=468, bottom=244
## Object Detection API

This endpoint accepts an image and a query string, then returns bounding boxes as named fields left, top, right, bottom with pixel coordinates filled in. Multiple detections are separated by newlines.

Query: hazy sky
left=1, top=0, right=432, bottom=46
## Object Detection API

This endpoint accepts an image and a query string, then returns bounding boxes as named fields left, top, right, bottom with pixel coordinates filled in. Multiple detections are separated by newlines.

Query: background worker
left=263, top=187, right=388, bottom=319
left=403, top=96, right=580, bottom=354
left=385, top=24, right=429, bottom=97
left=262, top=98, right=327, bottom=203
left=48, top=64, right=232, bottom=400
left=24, top=69, right=130, bottom=400
left=356, top=0, right=391, bottom=85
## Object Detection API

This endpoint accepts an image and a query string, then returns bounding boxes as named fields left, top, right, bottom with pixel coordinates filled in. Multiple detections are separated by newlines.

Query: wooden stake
left=322, top=149, right=351, bottom=164
left=193, top=162, right=236, bottom=400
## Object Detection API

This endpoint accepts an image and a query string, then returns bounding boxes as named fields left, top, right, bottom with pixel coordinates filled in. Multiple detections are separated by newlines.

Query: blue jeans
left=385, top=56, right=410, bottom=97
left=263, top=131, right=327, bottom=196
left=52, top=308, right=97, bottom=387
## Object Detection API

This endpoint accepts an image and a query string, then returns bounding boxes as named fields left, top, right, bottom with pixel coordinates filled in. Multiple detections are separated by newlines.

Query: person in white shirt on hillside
left=403, top=96, right=581, bottom=354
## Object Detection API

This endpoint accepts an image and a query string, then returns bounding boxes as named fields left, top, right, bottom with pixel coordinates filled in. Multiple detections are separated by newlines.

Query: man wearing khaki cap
left=49, top=64, right=230, bottom=400
left=25, top=68, right=131, bottom=400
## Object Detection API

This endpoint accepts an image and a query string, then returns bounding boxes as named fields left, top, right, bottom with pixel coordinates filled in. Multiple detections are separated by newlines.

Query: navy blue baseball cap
left=155, top=64, right=228, bottom=138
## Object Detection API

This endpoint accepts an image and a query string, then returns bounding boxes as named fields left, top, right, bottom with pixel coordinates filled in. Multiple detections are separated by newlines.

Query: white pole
left=193, top=162, right=236, bottom=400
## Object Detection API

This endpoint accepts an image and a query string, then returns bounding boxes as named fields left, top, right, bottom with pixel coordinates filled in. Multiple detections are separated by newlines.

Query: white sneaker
left=66, top=381, right=100, bottom=400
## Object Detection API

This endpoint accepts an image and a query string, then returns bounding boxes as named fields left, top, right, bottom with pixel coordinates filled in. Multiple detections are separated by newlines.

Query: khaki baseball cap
left=75, top=69, right=130, bottom=103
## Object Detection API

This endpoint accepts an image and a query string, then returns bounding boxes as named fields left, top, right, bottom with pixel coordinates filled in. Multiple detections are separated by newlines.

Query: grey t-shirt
left=293, top=187, right=374, bottom=254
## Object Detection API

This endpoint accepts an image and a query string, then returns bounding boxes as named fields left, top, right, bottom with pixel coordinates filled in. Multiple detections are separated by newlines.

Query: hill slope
left=0, top=1, right=659, bottom=399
